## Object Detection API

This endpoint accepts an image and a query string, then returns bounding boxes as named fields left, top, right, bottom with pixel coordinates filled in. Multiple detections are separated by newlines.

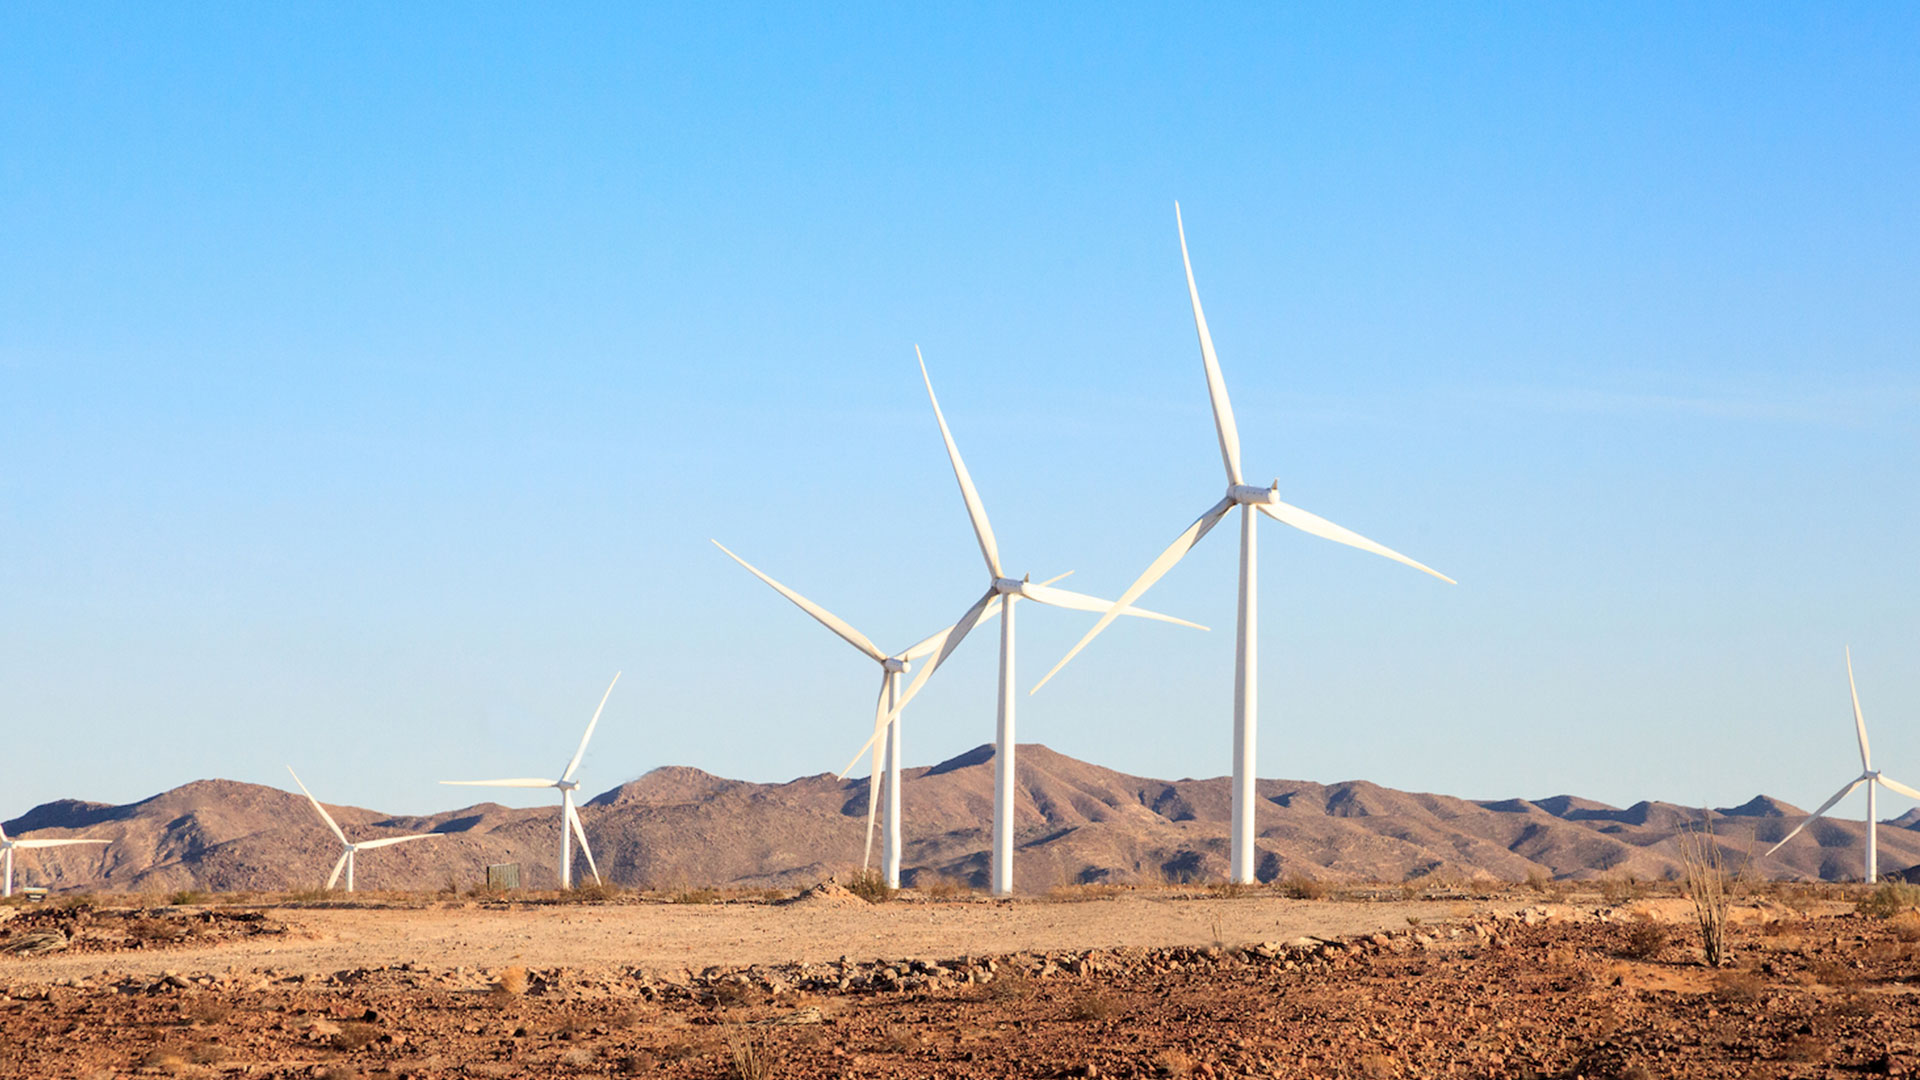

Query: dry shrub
left=1066, top=990, right=1114, bottom=1021
left=126, top=917, right=186, bottom=943
left=1856, top=880, right=1920, bottom=919
left=1209, top=881, right=1249, bottom=899
left=167, top=890, right=203, bottom=906
left=1600, top=874, right=1641, bottom=904
left=138, top=1047, right=187, bottom=1072
left=186, top=1041, right=228, bottom=1065
left=878, top=1024, right=920, bottom=1053
left=725, top=1031, right=775, bottom=1080
left=492, top=966, right=529, bottom=996
left=1280, top=874, right=1326, bottom=900
left=568, top=881, right=624, bottom=903
left=1525, top=867, right=1552, bottom=894
left=671, top=888, right=721, bottom=905
left=1357, top=1052, right=1398, bottom=1078
left=1620, top=917, right=1669, bottom=960
left=1890, top=911, right=1920, bottom=943
left=1677, top=822, right=1732, bottom=968
left=1150, top=1049, right=1193, bottom=1077
left=845, top=870, right=895, bottom=904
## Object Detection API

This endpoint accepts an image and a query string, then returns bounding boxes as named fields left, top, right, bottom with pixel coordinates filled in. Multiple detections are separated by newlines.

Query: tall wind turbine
left=883, top=348, right=1205, bottom=896
left=0, top=822, right=110, bottom=898
left=286, top=766, right=437, bottom=892
left=441, top=673, right=620, bottom=890
left=710, top=540, right=1038, bottom=888
left=1032, top=204, right=1455, bottom=885
left=1765, top=648, right=1919, bottom=884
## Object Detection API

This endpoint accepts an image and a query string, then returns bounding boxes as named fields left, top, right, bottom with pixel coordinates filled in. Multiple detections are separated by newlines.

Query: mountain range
left=5, top=744, right=1914, bottom=894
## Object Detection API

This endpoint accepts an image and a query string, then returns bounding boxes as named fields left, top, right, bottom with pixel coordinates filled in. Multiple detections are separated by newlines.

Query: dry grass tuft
left=1709, top=969, right=1765, bottom=1003
left=492, top=966, right=529, bottom=996
left=725, top=1030, right=776, bottom=1080
left=1150, top=1049, right=1194, bottom=1077
left=915, top=873, right=970, bottom=900
left=333, top=1020, right=381, bottom=1050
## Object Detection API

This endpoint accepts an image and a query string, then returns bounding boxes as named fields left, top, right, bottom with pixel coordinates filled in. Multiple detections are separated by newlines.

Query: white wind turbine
left=0, top=822, right=111, bottom=898
left=1032, top=203, right=1455, bottom=885
left=441, top=673, right=620, bottom=890
left=285, top=766, right=437, bottom=892
left=878, top=348, right=1206, bottom=896
left=711, top=540, right=1046, bottom=888
left=1764, top=648, right=1920, bottom=884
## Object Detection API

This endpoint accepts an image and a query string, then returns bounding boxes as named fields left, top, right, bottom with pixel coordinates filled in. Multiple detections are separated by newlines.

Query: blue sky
left=3, top=5, right=1916, bottom=821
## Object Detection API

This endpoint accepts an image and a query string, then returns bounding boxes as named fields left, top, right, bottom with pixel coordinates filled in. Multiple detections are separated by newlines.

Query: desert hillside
left=4, top=744, right=1911, bottom=893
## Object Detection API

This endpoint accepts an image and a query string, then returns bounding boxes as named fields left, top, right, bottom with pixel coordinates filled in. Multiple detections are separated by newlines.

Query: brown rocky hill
left=4, top=744, right=1913, bottom=893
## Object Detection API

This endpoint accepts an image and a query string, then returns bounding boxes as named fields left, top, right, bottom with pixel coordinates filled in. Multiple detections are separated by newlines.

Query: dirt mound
left=781, top=877, right=869, bottom=909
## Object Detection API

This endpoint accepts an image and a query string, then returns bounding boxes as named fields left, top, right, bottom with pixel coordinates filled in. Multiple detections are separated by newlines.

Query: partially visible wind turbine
left=881, top=347, right=1206, bottom=896
left=1765, top=648, right=1919, bottom=884
left=286, top=766, right=437, bottom=892
left=712, top=540, right=1026, bottom=888
left=0, top=822, right=110, bottom=898
left=441, top=673, right=620, bottom=890
left=1032, top=203, right=1455, bottom=885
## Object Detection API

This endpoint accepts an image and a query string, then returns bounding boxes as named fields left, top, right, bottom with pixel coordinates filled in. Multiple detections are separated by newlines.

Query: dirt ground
left=6, top=884, right=1920, bottom=1078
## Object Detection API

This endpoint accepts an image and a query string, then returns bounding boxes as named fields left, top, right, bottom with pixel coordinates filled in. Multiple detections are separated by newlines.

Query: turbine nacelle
left=992, top=576, right=1029, bottom=596
left=1228, top=482, right=1281, bottom=506
left=554, top=779, right=580, bottom=793
left=882, top=656, right=909, bottom=673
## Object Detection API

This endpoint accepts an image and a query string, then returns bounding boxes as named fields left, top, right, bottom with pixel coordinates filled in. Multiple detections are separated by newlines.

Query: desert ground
left=6, top=881, right=1920, bottom=1079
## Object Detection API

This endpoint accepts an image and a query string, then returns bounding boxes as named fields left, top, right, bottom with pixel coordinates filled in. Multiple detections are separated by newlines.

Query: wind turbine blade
left=1877, top=776, right=1920, bottom=802
left=566, top=802, right=601, bottom=886
left=1260, top=501, right=1456, bottom=584
left=1018, top=582, right=1208, bottom=630
left=1174, top=202, right=1243, bottom=487
left=353, top=833, right=438, bottom=850
left=326, top=851, right=350, bottom=891
left=9, top=838, right=112, bottom=849
left=1847, top=647, right=1871, bottom=772
left=1031, top=495, right=1236, bottom=694
left=1763, top=777, right=1866, bottom=857
left=0, top=823, right=8, bottom=843
left=900, top=595, right=1005, bottom=662
left=917, top=346, right=1002, bottom=578
left=286, top=766, right=349, bottom=846
left=562, top=672, right=621, bottom=783
left=439, top=778, right=559, bottom=788
left=711, top=541, right=888, bottom=662
left=886, top=588, right=995, bottom=726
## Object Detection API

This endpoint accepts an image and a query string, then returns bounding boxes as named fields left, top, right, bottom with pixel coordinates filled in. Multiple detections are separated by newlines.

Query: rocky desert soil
left=5, top=883, right=1920, bottom=1078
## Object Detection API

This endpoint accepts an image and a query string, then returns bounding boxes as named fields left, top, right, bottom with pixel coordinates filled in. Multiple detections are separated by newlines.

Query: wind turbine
left=710, top=541, right=1042, bottom=888
left=1764, top=648, right=1919, bottom=883
left=881, top=347, right=1206, bottom=896
left=285, top=767, right=437, bottom=892
left=0, top=822, right=110, bottom=898
left=1031, top=203, right=1455, bottom=885
left=441, top=673, right=620, bottom=890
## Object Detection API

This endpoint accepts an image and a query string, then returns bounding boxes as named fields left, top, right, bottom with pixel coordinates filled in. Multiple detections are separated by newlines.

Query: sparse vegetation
left=1855, top=880, right=1920, bottom=919
left=725, top=1030, right=776, bottom=1080
left=1067, top=989, right=1115, bottom=1021
left=568, top=881, right=625, bottom=903
left=492, top=966, right=529, bottom=996
left=1677, top=820, right=1732, bottom=967
left=1280, top=874, right=1326, bottom=900
left=845, top=870, right=895, bottom=904
left=167, top=890, right=203, bottom=906
left=1621, top=916, right=1669, bottom=960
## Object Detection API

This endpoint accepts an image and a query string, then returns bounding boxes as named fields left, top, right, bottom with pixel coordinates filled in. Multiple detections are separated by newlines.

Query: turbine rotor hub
left=992, top=577, right=1025, bottom=596
left=556, top=780, right=580, bottom=792
left=1228, top=483, right=1280, bottom=506
left=883, top=657, right=908, bottom=673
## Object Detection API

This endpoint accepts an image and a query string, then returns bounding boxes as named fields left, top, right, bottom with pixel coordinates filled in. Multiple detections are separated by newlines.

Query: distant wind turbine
left=879, top=347, right=1206, bottom=896
left=1765, top=648, right=1919, bottom=884
left=1032, top=203, right=1455, bottom=885
left=285, top=766, right=437, bottom=892
left=441, top=673, right=620, bottom=890
left=0, top=822, right=111, bottom=898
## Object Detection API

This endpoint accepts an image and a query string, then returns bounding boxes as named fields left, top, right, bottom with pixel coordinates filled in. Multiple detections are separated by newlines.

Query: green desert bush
left=1856, top=880, right=1920, bottom=919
